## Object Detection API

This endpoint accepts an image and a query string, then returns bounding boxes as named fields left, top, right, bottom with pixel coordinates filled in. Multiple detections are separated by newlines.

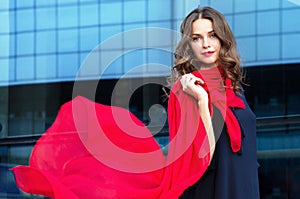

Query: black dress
left=179, top=92, right=260, bottom=199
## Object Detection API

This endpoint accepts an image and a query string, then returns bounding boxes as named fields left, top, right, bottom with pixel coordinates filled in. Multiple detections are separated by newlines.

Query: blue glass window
left=236, top=37, right=256, bottom=63
left=124, top=0, right=146, bottom=23
left=282, top=33, right=300, bottom=59
left=100, top=50, right=123, bottom=77
left=36, top=0, right=56, bottom=7
left=123, top=23, right=146, bottom=32
left=0, top=59, right=10, bottom=82
left=123, top=49, right=146, bottom=73
left=282, top=9, right=300, bottom=33
left=79, top=27, right=99, bottom=51
left=78, top=51, right=100, bottom=77
left=36, top=30, right=56, bottom=53
left=16, top=56, right=34, bottom=80
left=257, top=0, right=280, bottom=10
left=211, top=0, right=233, bottom=14
left=8, top=0, right=15, bottom=9
left=57, top=0, right=78, bottom=5
left=36, top=55, right=56, bottom=79
left=58, top=53, right=79, bottom=78
left=123, top=25, right=147, bottom=49
left=16, top=9, right=34, bottom=31
left=58, top=29, right=78, bottom=52
left=147, top=48, right=172, bottom=74
left=36, top=7, right=56, bottom=30
left=234, top=0, right=255, bottom=12
left=0, top=34, right=11, bottom=57
left=234, top=13, right=255, bottom=37
left=148, top=0, right=171, bottom=21
left=257, top=11, right=280, bottom=35
left=0, top=11, right=15, bottom=34
left=80, top=4, right=99, bottom=26
left=100, top=2, right=122, bottom=25
left=147, top=22, right=172, bottom=47
left=9, top=35, right=15, bottom=57
left=173, top=1, right=185, bottom=20
left=16, top=1, right=34, bottom=8
left=100, top=25, right=122, bottom=49
left=16, top=33, right=34, bottom=55
left=58, top=5, right=78, bottom=28
left=257, top=35, right=280, bottom=61
left=282, top=0, right=300, bottom=8
left=224, top=15, right=233, bottom=32
left=9, top=58, right=15, bottom=81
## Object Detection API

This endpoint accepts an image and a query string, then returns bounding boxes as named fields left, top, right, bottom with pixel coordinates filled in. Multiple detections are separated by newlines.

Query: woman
left=167, top=6, right=260, bottom=199
left=12, top=6, right=259, bottom=199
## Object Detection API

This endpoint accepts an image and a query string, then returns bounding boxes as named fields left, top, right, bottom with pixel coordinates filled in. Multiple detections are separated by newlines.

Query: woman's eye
left=192, top=37, right=200, bottom=41
left=210, top=33, right=217, bottom=38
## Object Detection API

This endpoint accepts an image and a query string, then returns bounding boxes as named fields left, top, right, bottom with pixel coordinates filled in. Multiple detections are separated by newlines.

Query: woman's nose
left=202, top=37, right=210, bottom=48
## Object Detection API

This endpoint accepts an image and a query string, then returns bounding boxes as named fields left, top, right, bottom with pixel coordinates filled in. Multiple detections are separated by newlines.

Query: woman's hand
left=180, top=73, right=208, bottom=104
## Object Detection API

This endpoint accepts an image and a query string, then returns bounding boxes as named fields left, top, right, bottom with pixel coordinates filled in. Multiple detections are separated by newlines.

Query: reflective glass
left=100, top=50, right=123, bottom=76
left=16, top=33, right=34, bottom=55
left=257, top=0, right=280, bottom=10
left=0, top=34, right=10, bottom=57
left=148, top=0, right=171, bottom=21
left=282, top=9, right=300, bottom=33
left=257, top=35, right=280, bottom=61
left=100, top=25, right=122, bottom=49
left=78, top=51, right=100, bottom=77
left=16, top=0, right=33, bottom=8
left=124, top=0, right=146, bottom=22
left=0, top=59, right=10, bottom=82
left=100, top=2, right=122, bottom=25
left=36, top=0, right=57, bottom=7
left=57, top=0, right=78, bottom=5
left=234, top=13, right=255, bottom=37
left=211, top=0, right=233, bottom=14
left=36, top=7, right=56, bottom=30
left=123, top=49, right=146, bottom=73
left=16, top=56, right=34, bottom=80
left=234, top=0, right=255, bottom=12
left=58, top=5, right=78, bottom=28
left=16, top=9, right=34, bottom=31
left=36, top=30, right=56, bottom=53
left=36, top=55, right=57, bottom=79
left=79, top=3, right=99, bottom=26
left=282, top=34, right=300, bottom=59
left=147, top=22, right=172, bottom=47
left=257, top=11, right=280, bottom=35
left=236, top=37, right=256, bottom=63
left=0, top=11, right=14, bottom=34
left=79, top=27, right=99, bottom=51
left=146, top=48, right=172, bottom=74
left=58, top=53, right=79, bottom=78
left=58, top=29, right=78, bottom=52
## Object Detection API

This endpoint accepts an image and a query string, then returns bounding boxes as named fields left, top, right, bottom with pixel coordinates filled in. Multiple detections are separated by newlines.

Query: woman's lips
left=202, top=51, right=214, bottom=57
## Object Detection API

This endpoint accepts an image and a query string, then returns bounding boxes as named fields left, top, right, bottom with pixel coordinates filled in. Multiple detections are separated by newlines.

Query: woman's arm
left=180, top=73, right=215, bottom=161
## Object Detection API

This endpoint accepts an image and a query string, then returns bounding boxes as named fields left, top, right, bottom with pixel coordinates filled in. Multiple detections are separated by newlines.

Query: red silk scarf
left=11, top=67, right=244, bottom=198
left=192, top=66, right=246, bottom=152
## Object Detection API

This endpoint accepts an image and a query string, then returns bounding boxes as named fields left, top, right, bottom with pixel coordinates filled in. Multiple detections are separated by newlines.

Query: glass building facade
left=0, top=0, right=300, bottom=198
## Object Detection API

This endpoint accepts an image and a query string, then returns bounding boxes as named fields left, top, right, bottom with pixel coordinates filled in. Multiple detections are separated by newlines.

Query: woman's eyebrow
left=191, top=30, right=215, bottom=36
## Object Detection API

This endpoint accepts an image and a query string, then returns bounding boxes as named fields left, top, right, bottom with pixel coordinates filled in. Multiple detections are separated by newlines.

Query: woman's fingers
left=181, top=74, right=204, bottom=85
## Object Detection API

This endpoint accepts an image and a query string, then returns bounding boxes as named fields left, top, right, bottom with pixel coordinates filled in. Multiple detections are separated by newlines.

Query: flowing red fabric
left=11, top=66, right=244, bottom=198
left=192, top=66, right=246, bottom=152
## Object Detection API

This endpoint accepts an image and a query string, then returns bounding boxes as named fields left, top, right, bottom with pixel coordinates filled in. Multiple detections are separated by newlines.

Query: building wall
left=1, top=0, right=300, bottom=86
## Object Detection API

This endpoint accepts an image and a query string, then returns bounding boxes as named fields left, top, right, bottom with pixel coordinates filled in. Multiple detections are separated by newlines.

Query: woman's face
left=190, top=18, right=221, bottom=69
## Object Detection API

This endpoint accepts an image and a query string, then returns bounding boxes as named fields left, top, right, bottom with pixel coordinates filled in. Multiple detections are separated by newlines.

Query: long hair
left=167, top=6, right=244, bottom=93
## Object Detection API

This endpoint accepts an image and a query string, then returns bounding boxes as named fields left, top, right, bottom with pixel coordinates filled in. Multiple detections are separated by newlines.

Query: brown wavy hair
left=167, top=6, right=244, bottom=93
